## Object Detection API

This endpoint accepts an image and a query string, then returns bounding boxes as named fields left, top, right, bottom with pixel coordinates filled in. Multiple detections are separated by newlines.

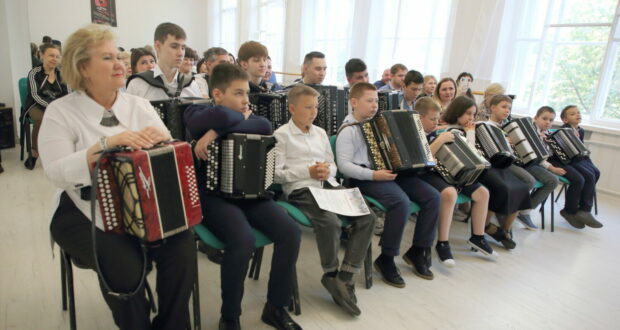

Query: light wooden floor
left=1, top=146, right=619, bottom=330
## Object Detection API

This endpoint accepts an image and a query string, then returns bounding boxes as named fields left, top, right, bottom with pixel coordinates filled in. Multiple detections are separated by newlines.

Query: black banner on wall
left=91, top=0, right=117, bottom=27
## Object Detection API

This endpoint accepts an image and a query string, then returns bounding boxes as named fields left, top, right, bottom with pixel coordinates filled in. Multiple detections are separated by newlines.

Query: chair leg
left=252, top=247, right=264, bottom=281
left=551, top=191, right=555, bottom=232
left=555, top=184, right=565, bottom=203
left=539, top=197, right=545, bottom=230
left=61, top=252, right=67, bottom=311
left=19, top=121, right=25, bottom=161
left=291, top=267, right=301, bottom=315
left=65, top=252, right=77, bottom=330
left=364, top=244, right=373, bottom=289
left=248, top=249, right=258, bottom=279
left=594, top=190, right=598, bottom=215
left=25, top=122, right=32, bottom=160
left=192, top=252, right=201, bottom=330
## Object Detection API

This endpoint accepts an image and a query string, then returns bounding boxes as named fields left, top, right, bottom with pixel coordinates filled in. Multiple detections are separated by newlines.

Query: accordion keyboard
left=220, top=140, right=234, bottom=194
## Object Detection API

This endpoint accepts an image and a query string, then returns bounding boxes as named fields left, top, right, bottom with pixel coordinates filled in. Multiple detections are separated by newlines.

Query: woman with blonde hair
left=475, top=82, right=505, bottom=122
left=38, top=24, right=195, bottom=330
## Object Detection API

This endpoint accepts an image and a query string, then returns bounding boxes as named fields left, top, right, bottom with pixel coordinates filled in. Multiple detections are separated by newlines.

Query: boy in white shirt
left=274, top=85, right=375, bottom=316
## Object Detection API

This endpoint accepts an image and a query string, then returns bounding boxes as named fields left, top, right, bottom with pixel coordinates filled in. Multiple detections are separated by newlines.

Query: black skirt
left=478, top=167, right=531, bottom=214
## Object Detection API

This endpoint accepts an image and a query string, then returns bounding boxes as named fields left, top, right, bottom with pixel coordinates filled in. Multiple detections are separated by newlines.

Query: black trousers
left=50, top=193, right=196, bottom=330
left=202, top=195, right=301, bottom=319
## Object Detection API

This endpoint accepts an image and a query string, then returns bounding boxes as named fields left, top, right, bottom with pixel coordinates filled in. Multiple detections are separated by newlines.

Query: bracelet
left=99, top=136, right=108, bottom=150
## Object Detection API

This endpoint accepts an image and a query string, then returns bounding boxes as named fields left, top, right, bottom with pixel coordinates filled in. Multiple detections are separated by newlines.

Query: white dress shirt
left=125, top=64, right=202, bottom=100
left=274, top=121, right=338, bottom=197
left=38, top=91, right=170, bottom=228
left=336, top=114, right=375, bottom=181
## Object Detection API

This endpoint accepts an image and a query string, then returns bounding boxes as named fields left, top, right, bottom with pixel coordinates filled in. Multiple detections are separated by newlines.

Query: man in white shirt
left=274, top=85, right=375, bottom=317
left=126, top=22, right=201, bottom=100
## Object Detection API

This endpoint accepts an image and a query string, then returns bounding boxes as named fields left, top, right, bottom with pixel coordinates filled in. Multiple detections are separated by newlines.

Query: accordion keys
left=548, top=128, right=590, bottom=164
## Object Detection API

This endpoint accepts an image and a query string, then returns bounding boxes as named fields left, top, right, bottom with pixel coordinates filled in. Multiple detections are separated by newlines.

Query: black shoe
left=261, top=302, right=302, bottom=330
left=24, top=157, right=37, bottom=170
left=467, top=236, right=498, bottom=257
left=485, top=224, right=516, bottom=250
left=435, top=242, right=455, bottom=267
left=219, top=317, right=241, bottom=330
left=198, top=241, right=224, bottom=264
left=577, top=211, right=603, bottom=228
left=560, top=210, right=585, bottom=229
left=321, top=274, right=361, bottom=316
left=373, top=256, right=406, bottom=288
left=403, top=247, right=434, bottom=280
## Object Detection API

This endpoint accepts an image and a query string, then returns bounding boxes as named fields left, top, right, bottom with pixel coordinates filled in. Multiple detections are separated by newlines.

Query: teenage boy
left=274, top=85, right=375, bottom=316
left=344, top=58, right=369, bottom=87
left=378, top=64, right=407, bottom=92
left=184, top=63, right=302, bottom=330
left=336, top=82, right=440, bottom=287
left=238, top=41, right=279, bottom=93
left=399, top=70, right=424, bottom=110
left=301, top=51, right=327, bottom=85
left=126, top=22, right=201, bottom=99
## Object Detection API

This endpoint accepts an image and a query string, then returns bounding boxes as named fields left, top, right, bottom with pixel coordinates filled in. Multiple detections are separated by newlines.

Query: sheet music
left=308, top=187, right=370, bottom=217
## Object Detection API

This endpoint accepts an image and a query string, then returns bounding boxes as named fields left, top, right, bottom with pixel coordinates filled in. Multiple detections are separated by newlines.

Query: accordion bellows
left=358, top=110, right=435, bottom=173
left=151, top=97, right=210, bottom=140
left=435, top=131, right=490, bottom=186
left=475, top=122, right=515, bottom=168
left=249, top=92, right=290, bottom=132
left=502, top=117, right=550, bottom=166
left=204, top=133, right=276, bottom=199
left=96, top=141, right=202, bottom=242
left=547, top=128, right=591, bottom=164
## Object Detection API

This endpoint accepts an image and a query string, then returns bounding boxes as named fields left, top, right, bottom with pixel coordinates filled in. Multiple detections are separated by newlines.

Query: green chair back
left=18, top=77, right=28, bottom=109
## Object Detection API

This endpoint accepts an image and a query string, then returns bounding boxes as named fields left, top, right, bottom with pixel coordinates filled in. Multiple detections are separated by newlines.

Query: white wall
left=27, top=0, right=209, bottom=54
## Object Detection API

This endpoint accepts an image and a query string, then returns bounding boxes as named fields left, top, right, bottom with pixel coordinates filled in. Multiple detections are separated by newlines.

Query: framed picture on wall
left=91, top=0, right=117, bottom=27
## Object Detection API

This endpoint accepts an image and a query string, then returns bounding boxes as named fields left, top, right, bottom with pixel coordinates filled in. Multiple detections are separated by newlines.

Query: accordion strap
left=127, top=70, right=194, bottom=98
left=90, top=148, right=149, bottom=300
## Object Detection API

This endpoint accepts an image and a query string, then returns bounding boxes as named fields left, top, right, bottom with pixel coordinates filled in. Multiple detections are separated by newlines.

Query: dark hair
left=390, top=63, right=407, bottom=75
left=209, top=63, right=248, bottom=93
left=404, top=70, right=424, bottom=86
left=42, top=36, right=52, bottom=43
left=130, top=47, right=157, bottom=73
left=196, top=58, right=207, bottom=73
left=456, top=72, right=474, bottom=83
left=237, top=41, right=268, bottom=63
left=51, top=39, right=61, bottom=47
left=184, top=46, right=198, bottom=60
left=303, top=51, right=325, bottom=65
left=154, top=22, right=186, bottom=43
left=536, top=106, right=556, bottom=117
left=39, top=43, right=59, bottom=55
left=560, top=105, right=577, bottom=120
left=117, top=46, right=125, bottom=52
left=349, top=82, right=377, bottom=100
left=345, top=58, right=367, bottom=79
left=228, top=53, right=236, bottom=64
left=203, top=47, right=228, bottom=62
left=442, top=96, right=477, bottom=124
left=489, top=94, right=512, bottom=107
left=433, top=77, right=457, bottom=102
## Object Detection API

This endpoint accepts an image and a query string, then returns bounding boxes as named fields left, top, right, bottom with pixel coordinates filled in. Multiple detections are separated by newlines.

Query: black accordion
left=378, top=90, right=400, bottom=112
left=475, top=122, right=515, bottom=168
left=150, top=97, right=210, bottom=140
left=547, top=128, right=591, bottom=164
left=434, top=131, right=490, bottom=186
left=306, top=84, right=348, bottom=136
left=502, top=117, right=550, bottom=166
left=358, top=110, right=435, bottom=174
left=249, top=91, right=290, bottom=132
left=203, top=133, right=276, bottom=199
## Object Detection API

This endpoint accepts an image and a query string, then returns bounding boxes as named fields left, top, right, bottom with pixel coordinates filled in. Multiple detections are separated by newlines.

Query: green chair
left=275, top=197, right=374, bottom=289
left=193, top=224, right=301, bottom=315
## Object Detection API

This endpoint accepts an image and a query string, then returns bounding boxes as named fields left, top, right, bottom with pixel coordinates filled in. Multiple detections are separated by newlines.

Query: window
left=497, top=0, right=620, bottom=126
left=372, top=0, right=452, bottom=79
left=220, top=0, right=238, bottom=55
left=251, top=0, right=286, bottom=73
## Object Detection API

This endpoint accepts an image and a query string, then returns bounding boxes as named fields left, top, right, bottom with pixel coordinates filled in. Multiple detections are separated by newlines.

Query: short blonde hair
left=118, top=50, right=130, bottom=60
left=484, top=83, right=505, bottom=99
left=61, top=24, right=116, bottom=92
left=414, top=97, right=441, bottom=116
left=288, top=85, right=319, bottom=107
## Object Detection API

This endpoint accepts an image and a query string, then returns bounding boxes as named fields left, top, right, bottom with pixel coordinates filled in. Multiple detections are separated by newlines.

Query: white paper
left=308, top=187, right=371, bottom=217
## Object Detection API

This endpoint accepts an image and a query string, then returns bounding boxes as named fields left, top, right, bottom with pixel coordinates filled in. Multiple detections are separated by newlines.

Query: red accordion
left=96, top=141, right=202, bottom=242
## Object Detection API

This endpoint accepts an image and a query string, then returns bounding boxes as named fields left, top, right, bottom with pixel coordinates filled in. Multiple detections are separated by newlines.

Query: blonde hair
left=61, top=24, right=116, bottom=92
left=414, top=97, right=441, bottom=116
left=118, top=50, right=130, bottom=60
left=288, top=85, right=319, bottom=106
left=484, top=83, right=505, bottom=100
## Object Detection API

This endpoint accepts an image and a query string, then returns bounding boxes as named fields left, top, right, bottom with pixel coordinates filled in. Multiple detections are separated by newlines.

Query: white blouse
left=38, top=91, right=169, bottom=228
